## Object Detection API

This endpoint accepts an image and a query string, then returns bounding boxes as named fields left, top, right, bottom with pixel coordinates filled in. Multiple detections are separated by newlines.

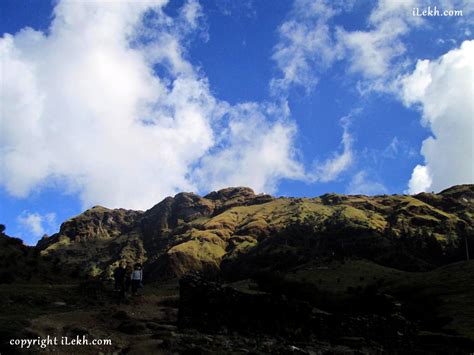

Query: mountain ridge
left=35, top=184, right=473, bottom=279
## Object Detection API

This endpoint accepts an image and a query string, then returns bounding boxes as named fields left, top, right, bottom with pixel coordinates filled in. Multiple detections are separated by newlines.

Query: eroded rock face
left=141, top=187, right=273, bottom=240
left=39, top=206, right=143, bottom=248
left=140, top=194, right=214, bottom=240
left=37, top=187, right=276, bottom=278
left=204, top=187, right=273, bottom=212
left=36, top=207, right=145, bottom=277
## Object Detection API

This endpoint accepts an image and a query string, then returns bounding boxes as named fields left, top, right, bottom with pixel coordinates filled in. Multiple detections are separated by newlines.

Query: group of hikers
left=113, top=261, right=143, bottom=304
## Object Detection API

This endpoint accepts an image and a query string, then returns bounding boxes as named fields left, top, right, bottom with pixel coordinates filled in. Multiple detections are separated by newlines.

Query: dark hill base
left=2, top=261, right=474, bottom=354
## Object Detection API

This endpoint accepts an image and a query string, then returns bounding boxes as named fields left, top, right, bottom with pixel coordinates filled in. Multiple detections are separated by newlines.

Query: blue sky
left=1, top=0, right=473, bottom=244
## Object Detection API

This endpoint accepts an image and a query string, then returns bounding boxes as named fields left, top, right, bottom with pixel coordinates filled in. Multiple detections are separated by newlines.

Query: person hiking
left=113, top=262, right=126, bottom=304
left=131, top=263, right=143, bottom=296
left=124, top=262, right=133, bottom=294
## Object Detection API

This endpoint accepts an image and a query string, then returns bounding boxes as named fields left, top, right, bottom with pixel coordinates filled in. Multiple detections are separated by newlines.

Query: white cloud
left=194, top=103, right=305, bottom=193
left=368, top=0, right=421, bottom=25
left=314, top=116, right=354, bottom=182
left=0, top=0, right=304, bottom=209
left=17, top=212, right=57, bottom=238
left=270, top=0, right=346, bottom=94
left=270, top=0, right=359, bottom=183
left=271, top=0, right=424, bottom=94
left=181, top=0, right=204, bottom=29
left=336, top=0, right=424, bottom=83
left=307, top=113, right=355, bottom=183
left=347, top=170, right=387, bottom=195
left=270, top=0, right=473, bottom=194
left=407, top=164, right=432, bottom=194
left=337, top=18, right=409, bottom=79
left=401, top=40, right=474, bottom=193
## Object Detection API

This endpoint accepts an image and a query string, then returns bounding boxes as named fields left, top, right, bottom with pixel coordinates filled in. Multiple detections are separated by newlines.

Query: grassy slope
left=149, top=191, right=468, bottom=278
left=40, top=187, right=470, bottom=280
left=281, top=259, right=474, bottom=339
left=392, top=261, right=474, bottom=339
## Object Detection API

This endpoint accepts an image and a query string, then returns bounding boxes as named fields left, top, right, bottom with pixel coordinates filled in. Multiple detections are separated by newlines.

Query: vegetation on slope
left=35, top=185, right=473, bottom=280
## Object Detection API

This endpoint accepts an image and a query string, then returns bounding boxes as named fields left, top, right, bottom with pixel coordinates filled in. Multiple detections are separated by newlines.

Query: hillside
left=1, top=185, right=473, bottom=354
left=38, top=185, right=473, bottom=279
left=0, top=225, right=65, bottom=284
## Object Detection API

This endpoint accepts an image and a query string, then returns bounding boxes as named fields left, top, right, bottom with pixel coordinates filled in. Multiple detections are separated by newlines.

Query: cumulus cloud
left=0, top=0, right=304, bottom=209
left=401, top=40, right=474, bottom=193
left=407, top=164, right=432, bottom=194
left=17, top=212, right=57, bottom=239
left=194, top=103, right=305, bottom=193
left=344, top=2, right=473, bottom=192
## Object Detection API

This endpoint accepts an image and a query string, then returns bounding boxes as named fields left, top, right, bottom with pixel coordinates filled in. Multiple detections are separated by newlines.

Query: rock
left=204, top=187, right=273, bottom=213
left=43, top=206, right=143, bottom=245
left=141, top=193, right=214, bottom=239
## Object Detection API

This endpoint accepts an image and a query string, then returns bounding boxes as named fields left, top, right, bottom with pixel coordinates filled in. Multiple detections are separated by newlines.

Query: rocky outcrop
left=204, top=187, right=273, bottom=213
left=58, top=206, right=142, bottom=241
left=140, top=187, right=273, bottom=240
left=38, top=206, right=143, bottom=250
left=140, top=193, right=214, bottom=240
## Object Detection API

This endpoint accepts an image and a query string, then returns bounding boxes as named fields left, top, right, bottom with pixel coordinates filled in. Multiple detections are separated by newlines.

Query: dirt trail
left=24, top=282, right=179, bottom=354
